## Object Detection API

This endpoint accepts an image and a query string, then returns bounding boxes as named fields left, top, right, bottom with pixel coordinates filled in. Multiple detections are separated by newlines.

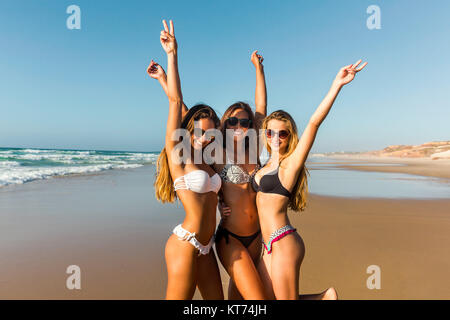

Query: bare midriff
left=177, top=191, right=218, bottom=245
left=255, top=193, right=291, bottom=243
left=221, top=181, right=260, bottom=235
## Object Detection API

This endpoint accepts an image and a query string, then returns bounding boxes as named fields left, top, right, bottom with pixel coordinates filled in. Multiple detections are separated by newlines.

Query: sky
left=0, top=0, right=449, bottom=153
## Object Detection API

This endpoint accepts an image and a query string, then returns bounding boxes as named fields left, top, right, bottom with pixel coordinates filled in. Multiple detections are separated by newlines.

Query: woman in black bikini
left=255, top=60, right=367, bottom=299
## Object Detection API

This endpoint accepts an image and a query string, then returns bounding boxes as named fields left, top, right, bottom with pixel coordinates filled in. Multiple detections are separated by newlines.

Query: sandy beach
left=0, top=158, right=449, bottom=299
left=293, top=194, right=450, bottom=299
left=323, top=156, right=450, bottom=180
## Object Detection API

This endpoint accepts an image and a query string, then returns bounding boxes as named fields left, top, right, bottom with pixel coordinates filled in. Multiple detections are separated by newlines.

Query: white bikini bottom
left=172, top=224, right=214, bottom=256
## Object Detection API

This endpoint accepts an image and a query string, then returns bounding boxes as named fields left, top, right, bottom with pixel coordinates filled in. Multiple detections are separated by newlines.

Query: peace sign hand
left=333, top=59, right=367, bottom=87
left=160, top=20, right=177, bottom=54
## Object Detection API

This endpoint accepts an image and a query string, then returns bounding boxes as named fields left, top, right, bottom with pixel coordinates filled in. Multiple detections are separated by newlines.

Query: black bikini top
left=251, top=167, right=291, bottom=198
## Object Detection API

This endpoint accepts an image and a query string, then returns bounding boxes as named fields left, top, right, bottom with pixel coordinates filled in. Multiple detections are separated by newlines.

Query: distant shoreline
left=311, top=140, right=450, bottom=160
left=309, top=155, right=450, bottom=180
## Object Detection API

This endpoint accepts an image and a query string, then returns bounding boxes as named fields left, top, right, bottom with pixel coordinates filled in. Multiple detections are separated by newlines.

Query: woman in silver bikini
left=213, top=51, right=268, bottom=300
left=150, top=20, right=223, bottom=300
left=254, top=60, right=367, bottom=299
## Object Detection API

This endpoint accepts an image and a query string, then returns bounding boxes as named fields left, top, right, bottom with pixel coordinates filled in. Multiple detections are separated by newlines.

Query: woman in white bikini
left=150, top=51, right=268, bottom=299
left=152, top=20, right=223, bottom=300
left=254, top=60, right=367, bottom=299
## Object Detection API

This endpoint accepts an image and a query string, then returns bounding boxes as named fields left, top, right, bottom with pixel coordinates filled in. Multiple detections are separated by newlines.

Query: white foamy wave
left=0, top=161, right=20, bottom=168
left=21, top=149, right=52, bottom=153
left=310, top=153, right=327, bottom=158
left=0, top=163, right=143, bottom=187
left=0, top=148, right=159, bottom=187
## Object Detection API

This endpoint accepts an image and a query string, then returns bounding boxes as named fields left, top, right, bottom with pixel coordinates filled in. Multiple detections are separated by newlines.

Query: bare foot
left=298, top=287, right=338, bottom=300
left=322, top=287, right=338, bottom=300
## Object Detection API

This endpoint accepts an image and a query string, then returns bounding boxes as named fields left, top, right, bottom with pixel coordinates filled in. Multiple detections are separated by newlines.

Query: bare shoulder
left=278, top=159, right=303, bottom=189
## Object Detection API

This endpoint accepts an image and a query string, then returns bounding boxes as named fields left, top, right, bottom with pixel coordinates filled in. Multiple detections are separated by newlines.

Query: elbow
left=168, top=96, right=183, bottom=105
left=309, top=119, right=321, bottom=128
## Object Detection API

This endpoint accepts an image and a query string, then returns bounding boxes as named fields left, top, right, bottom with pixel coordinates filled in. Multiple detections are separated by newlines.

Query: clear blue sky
left=1, top=0, right=449, bottom=152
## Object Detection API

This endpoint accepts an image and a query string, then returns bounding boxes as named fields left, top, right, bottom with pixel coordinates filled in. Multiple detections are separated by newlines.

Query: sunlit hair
left=262, top=110, right=310, bottom=212
left=220, top=101, right=256, bottom=148
left=154, top=104, right=220, bottom=203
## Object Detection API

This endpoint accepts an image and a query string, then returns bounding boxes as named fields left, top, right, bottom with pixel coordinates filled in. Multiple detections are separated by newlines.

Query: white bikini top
left=173, top=170, right=222, bottom=194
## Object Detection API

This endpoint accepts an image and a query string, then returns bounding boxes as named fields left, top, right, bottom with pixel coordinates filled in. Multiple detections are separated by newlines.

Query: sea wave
left=0, top=148, right=158, bottom=187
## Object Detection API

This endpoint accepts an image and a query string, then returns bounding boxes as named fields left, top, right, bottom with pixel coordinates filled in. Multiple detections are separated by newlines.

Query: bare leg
left=216, top=236, right=266, bottom=300
left=165, top=234, right=197, bottom=300
left=226, top=234, right=262, bottom=300
left=259, top=233, right=336, bottom=300
left=227, top=279, right=243, bottom=300
left=270, top=232, right=305, bottom=300
left=197, top=248, right=224, bottom=300
left=257, top=252, right=276, bottom=299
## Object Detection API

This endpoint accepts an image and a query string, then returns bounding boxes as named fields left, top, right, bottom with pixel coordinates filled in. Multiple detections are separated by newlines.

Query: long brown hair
left=262, top=110, right=310, bottom=212
left=154, top=104, right=220, bottom=203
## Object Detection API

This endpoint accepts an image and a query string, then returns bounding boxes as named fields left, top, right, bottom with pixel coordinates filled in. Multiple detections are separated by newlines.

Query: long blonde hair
left=262, top=110, right=310, bottom=212
left=154, top=104, right=220, bottom=203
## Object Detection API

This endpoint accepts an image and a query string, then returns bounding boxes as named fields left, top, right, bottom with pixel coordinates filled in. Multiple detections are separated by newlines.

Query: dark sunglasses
left=266, top=129, right=290, bottom=139
left=226, top=117, right=252, bottom=128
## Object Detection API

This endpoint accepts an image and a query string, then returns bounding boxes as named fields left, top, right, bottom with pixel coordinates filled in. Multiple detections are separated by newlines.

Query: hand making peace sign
left=333, top=59, right=368, bottom=87
left=160, top=20, right=177, bottom=54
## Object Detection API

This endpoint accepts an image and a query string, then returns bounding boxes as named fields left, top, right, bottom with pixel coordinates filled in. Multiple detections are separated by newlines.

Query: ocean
left=0, top=147, right=158, bottom=187
left=0, top=147, right=448, bottom=199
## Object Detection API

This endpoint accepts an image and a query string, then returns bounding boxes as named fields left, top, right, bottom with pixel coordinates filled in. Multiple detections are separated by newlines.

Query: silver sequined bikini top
left=219, top=163, right=260, bottom=184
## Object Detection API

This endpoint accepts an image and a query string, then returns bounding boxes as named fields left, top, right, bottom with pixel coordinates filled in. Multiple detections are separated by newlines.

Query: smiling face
left=191, top=117, right=216, bottom=150
left=266, top=119, right=290, bottom=155
left=226, top=108, right=251, bottom=142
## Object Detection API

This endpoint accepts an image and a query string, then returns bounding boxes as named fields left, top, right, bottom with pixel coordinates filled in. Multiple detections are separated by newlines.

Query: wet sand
left=0, top=163, right=449, bottom=299
left=292, top=194, right=450, bottom=299
left=317, top=156, right=450, bottom=179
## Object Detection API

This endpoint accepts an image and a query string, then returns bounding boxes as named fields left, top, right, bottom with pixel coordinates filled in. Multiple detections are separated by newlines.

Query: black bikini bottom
left=215, top=224, right=261, bottom=249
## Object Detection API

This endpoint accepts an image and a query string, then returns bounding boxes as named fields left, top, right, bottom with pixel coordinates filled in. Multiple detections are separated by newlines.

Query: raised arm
left=147, top=59, right=189, bottom=118
left=251, top=50, right=267, bottom=129
left=160, top=20, right=183, bottom=156
left=285, top=60, right=368, bottom=172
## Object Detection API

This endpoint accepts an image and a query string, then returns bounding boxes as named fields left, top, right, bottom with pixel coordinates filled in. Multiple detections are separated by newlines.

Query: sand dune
left=363, top=141, right=450, bottom=160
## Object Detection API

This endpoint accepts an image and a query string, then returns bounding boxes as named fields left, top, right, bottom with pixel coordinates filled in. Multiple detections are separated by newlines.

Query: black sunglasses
left=226, top=117, right=252, bottom=128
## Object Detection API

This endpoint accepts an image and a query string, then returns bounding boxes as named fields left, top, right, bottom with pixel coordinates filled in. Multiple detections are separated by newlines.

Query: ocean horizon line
left=0, top=146, right=160, bottom=154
